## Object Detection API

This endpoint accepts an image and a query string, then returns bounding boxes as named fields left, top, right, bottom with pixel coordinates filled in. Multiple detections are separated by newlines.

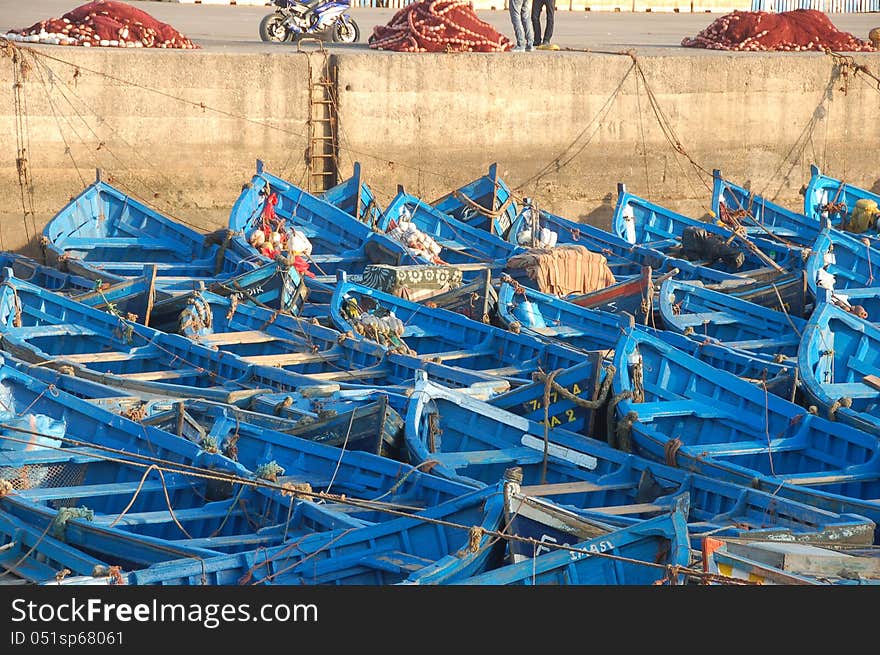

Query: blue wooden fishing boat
left=431, top=163, right=519, bottom=239
left=0, top=361, right=286, bottom=582
left=41, top=172, right=264, bottom=288
left=457, top=494, right=692, bottom=585
left=402, top=373, right=874, bottom=547
left=702, top=537, right=880, bottom=585
left=228, top=160, right=422, bottom=280
left=804, top=164, right=880, bottom=245
left=376, top=187, right=519, bottom=266
left=805, top=228, right=880, bottom=307
left=658, top=277, right=806, bottom=359
left=509, top=202, right=767, bottom=287
left=711, top=169, right=818, bottom=245
left=330, top=272, right=591, bottom=388
left=0, top=353, right=490, bottom=583
left=0, top=272, right=517, bottom=403
left=798, top=299, right=880, bottom=436
left=139, top=394, right=406, bottom=460
left=320, top=162, right=385, bottom=229
left=494, top=275, right=797, bottom=398
left=100, top=480, right=512, bottom=585
left=611, top=183, right=804, bottom=276
left=611, top=325, right=880, bottom=538
left=566, top=265, right=658, bottom=318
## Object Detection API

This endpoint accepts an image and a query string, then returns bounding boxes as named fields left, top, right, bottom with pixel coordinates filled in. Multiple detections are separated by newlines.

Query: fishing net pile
left=4, top=0, right=199, bottom=49
left=681, top=9, right=875, bottom=52
left=369, top=0, right=512, bottom=53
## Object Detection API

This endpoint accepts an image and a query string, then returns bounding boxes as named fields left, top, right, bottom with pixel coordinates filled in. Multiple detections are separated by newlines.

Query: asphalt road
left=2, top=0, right=880, bottom=54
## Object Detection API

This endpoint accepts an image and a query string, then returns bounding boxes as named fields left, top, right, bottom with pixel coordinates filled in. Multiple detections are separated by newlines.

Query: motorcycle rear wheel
left=259, top=13, right=294, bottom=43
left=331, top=16, right=360, bottom=44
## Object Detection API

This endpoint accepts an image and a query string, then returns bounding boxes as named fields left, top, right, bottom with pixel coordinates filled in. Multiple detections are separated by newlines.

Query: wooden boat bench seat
left=531, top=325, right=586, bottom=340
left=241, top=350, right=342, bottom=367
left=90, top=504, right=243, bottom=527
left=63, top=237, right=181, bottom=251
left=430, top=447, right=545, bottom=469
left=420, top=346, right=492, bottom=363
left=18, top=478, right=196, bottom=501
left=781, top=470, right=876, bottom=486
left=674, top=311, right=740, bottom=328
left=726, top=336, right=799, bottom=351
left=196, top=330, right=283, bottom=347
left=59, top=350, right=153, bottom=364
left=299, top=548, right=437, bottom=579
left=0, top=447, right=104, bottom=468
left=114, top=368, right=205, bottom=382
left=98, top=262, right=216, bottom=274
left=690, top=439, right=804, bottom=458
left=175, top=533, right=286, bottom=549
left=847, top=356, right=880, bottom=381
left=304, top=368, right=388, bottom=383
left=821, top=382, right=880, bottom=400
left=359, top=550, right=437, bottom=573
left=632, top=399, right=736, bottom=420
left=520, top=480, right=638, bottom=497
left=589, top=502, right=665, bottom=516
left=10, top=324, right=103, bottom=340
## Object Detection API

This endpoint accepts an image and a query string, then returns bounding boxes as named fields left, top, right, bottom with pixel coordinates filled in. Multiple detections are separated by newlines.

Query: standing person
left=508, top=0, right=534, bottom=52
left=532, top=0, right=559, bottom=50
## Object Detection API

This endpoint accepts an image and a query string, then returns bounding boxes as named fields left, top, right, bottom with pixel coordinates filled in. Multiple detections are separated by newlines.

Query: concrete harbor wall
left=0, top=44, right=878, bottom=253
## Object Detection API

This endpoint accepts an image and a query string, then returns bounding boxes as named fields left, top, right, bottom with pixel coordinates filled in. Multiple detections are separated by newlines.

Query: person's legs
left=520, top=0, right=534, bottom=50
left=508, top=0, right=526, bottom=48
left=531, top=0, right=543, bottom=48
left=543, top=0, right=555, bottom=44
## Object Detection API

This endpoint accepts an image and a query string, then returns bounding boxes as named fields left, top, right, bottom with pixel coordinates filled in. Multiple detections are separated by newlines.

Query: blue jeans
left=509, top=0, right=533, bottom=48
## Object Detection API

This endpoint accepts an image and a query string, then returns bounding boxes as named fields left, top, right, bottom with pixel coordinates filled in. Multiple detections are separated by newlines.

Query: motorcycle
left=259, top=0, right=360, bottom=44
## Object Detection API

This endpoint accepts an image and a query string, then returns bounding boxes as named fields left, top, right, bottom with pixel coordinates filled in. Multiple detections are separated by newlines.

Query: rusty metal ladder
left=298, top=39, right=339, bottom=194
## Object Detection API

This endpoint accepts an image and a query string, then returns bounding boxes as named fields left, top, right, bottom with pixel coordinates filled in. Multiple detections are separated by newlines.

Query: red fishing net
left=681, top=9, right=875, bottom=52
left=5, top=0, right=198, bottom=49
left=369, top=0, right=512, bottom=52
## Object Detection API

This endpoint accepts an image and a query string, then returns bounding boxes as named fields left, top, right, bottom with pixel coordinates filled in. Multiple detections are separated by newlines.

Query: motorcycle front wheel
left=259, top=13, right=293, bottom=42
left=331, top=16, right=360, bottom=44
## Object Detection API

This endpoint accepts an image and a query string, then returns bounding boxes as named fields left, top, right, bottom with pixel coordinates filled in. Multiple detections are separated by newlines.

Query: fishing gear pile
left=681, top=9, right=875, bottom=52
left=4, top=0, right=199, bottom=48
left=369, top=0, right=512, bottom=53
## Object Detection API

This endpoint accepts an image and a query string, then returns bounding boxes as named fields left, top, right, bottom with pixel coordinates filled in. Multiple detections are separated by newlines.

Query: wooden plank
left=587, top=503, right=664, bottom=516
left=60, top=351, right=136, bottom=364
left=198, top=330, right=278, bottom=346
left=863, top=374, right=880, bottom=392
left=143, top=264, right=157, bottom=327
left=241, top=351, right=342, bottom=367
left=18, top=479, right=192, bottom=501
left=520, top=481, right=636, bottom=496
left=781, top=471, right=871, bottom=486
left=303, top=366, right=387, bottom=381
left=115, top=367, right=203, bottom=381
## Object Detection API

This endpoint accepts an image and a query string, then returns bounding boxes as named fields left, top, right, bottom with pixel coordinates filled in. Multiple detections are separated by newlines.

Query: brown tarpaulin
left=506, top=245, right=616, bottom=297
